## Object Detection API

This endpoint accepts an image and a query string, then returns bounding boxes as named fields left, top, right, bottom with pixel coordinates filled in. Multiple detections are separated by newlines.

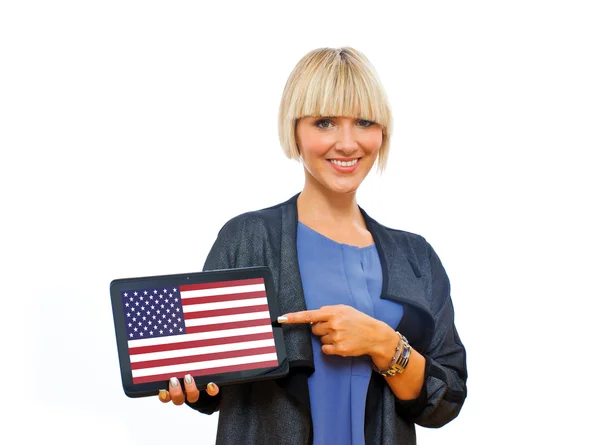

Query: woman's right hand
left=158, top=374, right=219, bottom=405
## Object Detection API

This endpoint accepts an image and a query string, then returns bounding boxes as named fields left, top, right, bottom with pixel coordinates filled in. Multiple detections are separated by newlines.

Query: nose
left=334, top=121, right=359, bottom=155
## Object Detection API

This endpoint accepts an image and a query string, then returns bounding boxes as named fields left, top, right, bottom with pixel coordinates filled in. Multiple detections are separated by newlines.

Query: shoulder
left=216, top=195, right=296, bottom=238
left=365, top=213, right=432, bottom=257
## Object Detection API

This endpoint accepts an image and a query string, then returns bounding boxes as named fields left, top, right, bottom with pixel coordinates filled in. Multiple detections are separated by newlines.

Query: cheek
left=299, top=133, right=332, bottom=158
left=363, top=132, right=383, bottom=155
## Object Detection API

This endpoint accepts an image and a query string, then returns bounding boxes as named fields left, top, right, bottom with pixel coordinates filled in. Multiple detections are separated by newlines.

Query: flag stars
left=124, top=286, right=186, bottom=340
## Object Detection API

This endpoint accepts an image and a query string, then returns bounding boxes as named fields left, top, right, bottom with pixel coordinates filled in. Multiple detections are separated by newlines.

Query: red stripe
left=132, top=359, right=280, bottom=384
left=131, top=346, right=276, bottom=370
left=185, top=318, right=272, bottom=334
left=184, top=304, right=269, bottom=320
left=181, top=290, right=266, bottom=305
left=129, top=332, right=274, bottom=355
left=180, top=278, right=264, bottom=291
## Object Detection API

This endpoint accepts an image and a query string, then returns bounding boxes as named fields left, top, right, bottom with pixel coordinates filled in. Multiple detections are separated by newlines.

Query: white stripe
left=180, top=283, right=265, bottom=299
left=184, top=297, right=268, bottom=312
left=130, top=339, right=276, bottom=363
left=132, top=352, right=278, bottom=377
left=128, top=325, right=273, bottom=348
left=184, top=311, right=271, bottom=327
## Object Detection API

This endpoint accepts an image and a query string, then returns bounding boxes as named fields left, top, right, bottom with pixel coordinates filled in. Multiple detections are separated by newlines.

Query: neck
left=297, top=179, right=362, bottom=225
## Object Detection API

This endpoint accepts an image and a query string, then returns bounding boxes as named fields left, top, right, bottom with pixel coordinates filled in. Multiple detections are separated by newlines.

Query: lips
left=328, top=158, right=360, bottom=173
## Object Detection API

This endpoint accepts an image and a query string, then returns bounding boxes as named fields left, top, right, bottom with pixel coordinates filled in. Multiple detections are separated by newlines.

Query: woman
left=158, top=47, right=467, bottom=445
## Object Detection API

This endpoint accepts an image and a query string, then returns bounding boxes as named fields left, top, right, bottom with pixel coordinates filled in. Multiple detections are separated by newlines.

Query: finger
left=311, top=321, right=330, bottom=337
left=168, top=377, right=185, bottom=405
left=158, top=389, right=171, bottom=403
left=279, top=309, right=331, bottom=324
left=322, top=344, right=336, bottom=355
left=320, top=334, right=334, bottom=345
left=184, top=374, right=200, bottom=403
left=206, top=382, right=220, bottom=397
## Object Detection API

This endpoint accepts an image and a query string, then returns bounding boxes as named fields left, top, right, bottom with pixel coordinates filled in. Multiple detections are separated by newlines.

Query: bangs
left=289, top=57, right=390, bottom=128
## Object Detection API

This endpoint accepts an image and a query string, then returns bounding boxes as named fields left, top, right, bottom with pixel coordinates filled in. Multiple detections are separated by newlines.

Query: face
left=295, top=116, right=383, bottom=195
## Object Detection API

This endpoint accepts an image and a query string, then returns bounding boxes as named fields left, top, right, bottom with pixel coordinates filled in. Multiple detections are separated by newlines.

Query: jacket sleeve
left=395, top=241, right=468, bottom=428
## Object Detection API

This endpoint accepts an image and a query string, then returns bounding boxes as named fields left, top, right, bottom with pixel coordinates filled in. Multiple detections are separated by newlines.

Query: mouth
left=329, top=158, right=359, bottom=167
left=327, top=158, right=360, bottom=173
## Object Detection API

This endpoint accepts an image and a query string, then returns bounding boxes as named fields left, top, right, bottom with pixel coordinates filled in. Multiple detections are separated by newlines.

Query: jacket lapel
left=362, top=209, right=435, bottom=352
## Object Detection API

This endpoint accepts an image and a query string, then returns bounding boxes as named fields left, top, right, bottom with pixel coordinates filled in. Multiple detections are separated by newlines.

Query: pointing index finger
left=278, top=309, right=330, bottom=324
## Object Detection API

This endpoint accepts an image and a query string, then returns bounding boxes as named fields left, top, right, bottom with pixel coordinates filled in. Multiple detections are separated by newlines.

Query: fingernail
left=185, top=374, right=192, bottom=385
left=158, top=390, right=168, bottom=400
left=170, top=377, right=179, bottom=387
left=207, top=382, right=216, bottom=391
left=277, top=316, right=288, bottom=323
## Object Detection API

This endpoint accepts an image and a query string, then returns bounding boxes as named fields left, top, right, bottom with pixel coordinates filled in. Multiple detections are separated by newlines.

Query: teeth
left=330, top=159, right=358, bottom=167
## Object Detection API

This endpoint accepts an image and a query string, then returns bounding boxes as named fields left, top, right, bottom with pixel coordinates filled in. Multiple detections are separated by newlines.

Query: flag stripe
left=132, top=359, right=280, bottom=384
left=185, top=318, right=272, bottom=334
left=180, top=279, right=265, bottom=292
left=129, top=331, right=274, bottom=355
left=184, top=311, right=271, bottom=326
left=130, top=339, right=276, bottom=362
left=184, top=297, right=268, bottom=312
left=181, top=290, right=266, bottom=306
left=131, top=346, right=277, bottom=370
left=128, top=324, right=273, bottom=348
left=180, top=284, right=265, bottom=299
left=184, top=304, right=269, bottom=320
left=131, top=352, right=278, bottom=377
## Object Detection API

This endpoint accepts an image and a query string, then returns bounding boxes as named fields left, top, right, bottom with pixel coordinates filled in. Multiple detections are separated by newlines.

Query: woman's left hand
left=279, top=305, right=397, bottom=365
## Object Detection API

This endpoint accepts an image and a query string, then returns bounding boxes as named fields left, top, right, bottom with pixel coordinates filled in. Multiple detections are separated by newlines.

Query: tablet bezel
left=110, top=266, right=288, bottom=398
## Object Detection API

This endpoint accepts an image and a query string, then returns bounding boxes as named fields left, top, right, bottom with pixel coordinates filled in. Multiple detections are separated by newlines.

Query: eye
left=357, top=119, right=375, bottom=127
left=315, top=119, right=334, bottom=129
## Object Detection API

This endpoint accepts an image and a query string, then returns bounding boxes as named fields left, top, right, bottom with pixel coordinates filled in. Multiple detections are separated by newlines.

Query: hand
left=279, top=304, right=397, bottom=365
left=157, top=375, right=219, bottom=406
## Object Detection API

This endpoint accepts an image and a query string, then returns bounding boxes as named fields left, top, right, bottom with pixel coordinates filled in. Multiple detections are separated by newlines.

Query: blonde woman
left=159, top=47, right=467, bottom=445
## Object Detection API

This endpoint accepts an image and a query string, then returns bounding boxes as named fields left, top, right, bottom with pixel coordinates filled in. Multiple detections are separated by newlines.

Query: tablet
left=110, top=266, right=288, bottom=398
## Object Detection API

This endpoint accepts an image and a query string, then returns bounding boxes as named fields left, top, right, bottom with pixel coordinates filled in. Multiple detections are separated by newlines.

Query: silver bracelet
left=372, top=332, right=411, bottom=377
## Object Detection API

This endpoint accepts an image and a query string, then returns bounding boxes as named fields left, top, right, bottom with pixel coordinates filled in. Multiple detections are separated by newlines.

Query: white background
left=1, top=1, right=599, bottom=444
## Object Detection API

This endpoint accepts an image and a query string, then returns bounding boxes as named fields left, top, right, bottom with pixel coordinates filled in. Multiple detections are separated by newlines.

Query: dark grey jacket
left=188, top=194, right=467, bottom=445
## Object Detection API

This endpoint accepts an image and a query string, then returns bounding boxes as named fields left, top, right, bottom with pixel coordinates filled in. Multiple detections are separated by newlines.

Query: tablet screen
left=111, top=267, right=288, bottom=397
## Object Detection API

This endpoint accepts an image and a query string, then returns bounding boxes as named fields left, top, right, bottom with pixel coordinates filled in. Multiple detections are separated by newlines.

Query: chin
left=323, top=180, right=361, bottom=195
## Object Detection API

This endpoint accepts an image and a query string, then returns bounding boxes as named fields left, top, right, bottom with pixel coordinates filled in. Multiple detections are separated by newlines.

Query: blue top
left=296, top=222, right=404, bottom=445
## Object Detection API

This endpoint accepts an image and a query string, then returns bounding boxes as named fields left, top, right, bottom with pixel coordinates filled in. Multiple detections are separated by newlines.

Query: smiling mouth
left=329, top=159, right=359, bottom=167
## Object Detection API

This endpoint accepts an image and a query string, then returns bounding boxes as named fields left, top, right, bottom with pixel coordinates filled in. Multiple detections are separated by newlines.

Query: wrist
left=369, top=323, right=399, bottom=370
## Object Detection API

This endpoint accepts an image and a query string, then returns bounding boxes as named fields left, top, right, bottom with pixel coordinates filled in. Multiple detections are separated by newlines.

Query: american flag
left=121, top=277, right=279, bottom=384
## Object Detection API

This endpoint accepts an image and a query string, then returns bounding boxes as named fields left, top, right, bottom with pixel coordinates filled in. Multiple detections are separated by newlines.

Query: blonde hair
left=278, top=47, right=393, bottom=172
